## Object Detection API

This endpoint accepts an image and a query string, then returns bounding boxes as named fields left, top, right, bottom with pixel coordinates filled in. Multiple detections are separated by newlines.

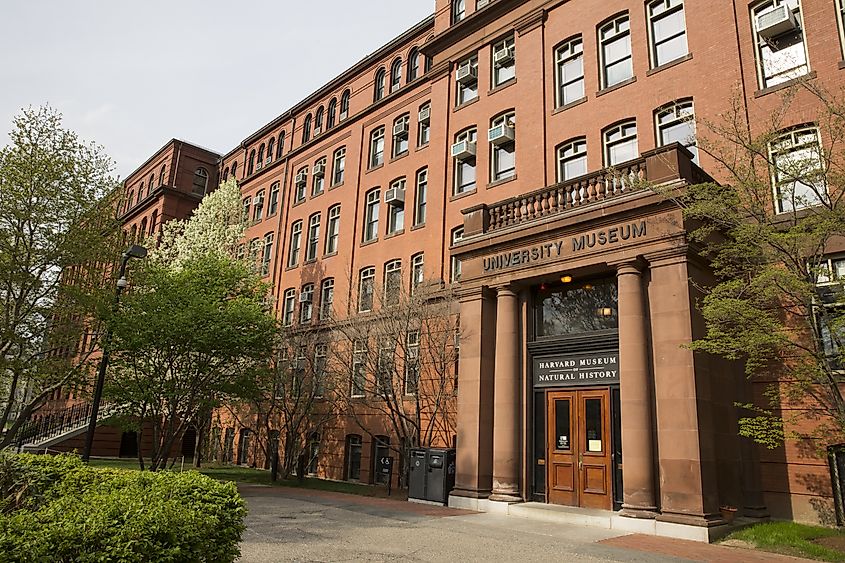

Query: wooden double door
left=546, top=388, right=612, bottom=509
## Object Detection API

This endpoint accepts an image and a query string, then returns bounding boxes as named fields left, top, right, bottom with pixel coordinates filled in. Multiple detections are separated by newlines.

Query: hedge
left=0, top=452, right=246, bottom=562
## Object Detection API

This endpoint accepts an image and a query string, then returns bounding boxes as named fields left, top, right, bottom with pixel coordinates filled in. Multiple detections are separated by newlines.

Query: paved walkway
left=238, top=485, right=810, bottom=562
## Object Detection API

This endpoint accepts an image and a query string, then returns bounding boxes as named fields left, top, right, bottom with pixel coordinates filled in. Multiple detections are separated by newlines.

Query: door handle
left=578, top=453, right=583, bottom=471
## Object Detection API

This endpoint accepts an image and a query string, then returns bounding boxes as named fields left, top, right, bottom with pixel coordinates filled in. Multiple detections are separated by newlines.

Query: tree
left=106, top=254, right=276, bottom=470
left=664, top=82, right=845, bottom=449
left=0, top=106, right=121, bottom=448
left=324, top=279, right=459, bottom=486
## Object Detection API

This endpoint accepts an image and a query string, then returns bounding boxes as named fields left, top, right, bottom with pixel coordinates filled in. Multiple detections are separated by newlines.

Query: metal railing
left=16, top=402, right=116, bottom=448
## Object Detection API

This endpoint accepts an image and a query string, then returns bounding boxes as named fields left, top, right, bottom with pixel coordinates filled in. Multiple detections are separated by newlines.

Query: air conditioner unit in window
left=339, top=110, right=348, bottom=120
left=252, top=196, right=263, bottom=205
left=298, top=292, right=312, bottom=303
left=455, top=62, right=477, bottom=85
left=488, top=124, right=515, bottom=145
left=256, top=161, right=263, bottom=170
left=313, top=163, right=326, bottom=177
left=313, top=126, right=322, bottom=136
left=451, top=140, right=477, bottom=160
left=385, top=186, right=405, bottom=206
left=477, top=0, right=490, bottom=7
left=756, top=5, right=798, bottom=38
left=493, top=46, right=513, bottom=65
left=418, top=106, right=430, bottom=123
left=295, top=171, right=307, bottom=185
left=393, top=121, right=409, bottom=136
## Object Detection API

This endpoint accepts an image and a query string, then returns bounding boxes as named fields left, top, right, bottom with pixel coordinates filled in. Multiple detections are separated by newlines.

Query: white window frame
left=647, top=0, right=688, bottom=68
left=599, top=14, right=633, bottom=89
left=603, top=120, right=639, bottom=166
left=288, top=220, right=302, bottom=267
left=325, top=204, right=341, bottom=255
left=769, top=126, right=827, bottom=214
left=364, top=189, right=380, bottom=242
left=557, top=137, right=588, bottom=182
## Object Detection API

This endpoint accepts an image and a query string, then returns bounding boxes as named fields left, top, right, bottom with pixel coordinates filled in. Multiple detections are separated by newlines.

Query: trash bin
left=425, top=448, right=456, bottom=504
left=828, top=444, right=845, bottom=525
left=408, top=448, right=427, bottom=501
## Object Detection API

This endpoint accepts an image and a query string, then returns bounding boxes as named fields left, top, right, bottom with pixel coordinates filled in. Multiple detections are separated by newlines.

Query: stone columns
left=616, top=261, right=658, bottom=518
left=451, top=287, right=497, bottom=500
left=490, top=285, right=522, bottom=501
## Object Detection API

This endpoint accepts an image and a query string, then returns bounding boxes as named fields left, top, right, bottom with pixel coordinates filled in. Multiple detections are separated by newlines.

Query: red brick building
left=40, top=0, right=845, bottom=535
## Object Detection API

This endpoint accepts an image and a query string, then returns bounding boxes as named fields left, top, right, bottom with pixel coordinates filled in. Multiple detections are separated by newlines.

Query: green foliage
left=726, top=521, right=845, bottom=561
left=0, top=453, right=245, bottom=562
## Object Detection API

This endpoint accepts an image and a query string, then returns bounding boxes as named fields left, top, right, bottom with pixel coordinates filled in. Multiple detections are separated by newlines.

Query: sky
left=0, top=0, right=434, bottom=179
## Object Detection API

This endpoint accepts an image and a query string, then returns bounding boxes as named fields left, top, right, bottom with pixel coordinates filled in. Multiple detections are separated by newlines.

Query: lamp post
left=81, top=244, right=147, bottom=463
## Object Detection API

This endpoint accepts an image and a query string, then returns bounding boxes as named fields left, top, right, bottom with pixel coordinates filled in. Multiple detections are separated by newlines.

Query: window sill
left=360, top=238, right=378, bottom=248
left=329, top=182, right=344, bottom=190
left=416, top=142, right=429, bottom=152
left=323, top=251, right=338, bottom=259
left=552, top=96, right=587, bottom=115
left=488, top=174, right=517, bottom=189
left=304, top=259, right=317, bottom=265
left=450, top=188, right=477, bottom=202
left=453, top=97, right=479, bottom=112
left=646, top=53, right=693, bottom=77
left=390, top=151, right=409, bottom=164
left=488, top=77, right=516, bottom=96
left=292, top=199, right=305, bottom=207
left=285, top=265, right=298, bottom=272
left=385, top=229, right=405, bottom=239
left=366, top=163, right=384, bottom=174
left=311, top=190, right=324, bottom=199
left=754, top=71, right=816, bottom=98
left=596, top=76, right=637, bottom=97
left=840, top=60, right=845, bottom=70
left=411, top=223, right=426, bottom=231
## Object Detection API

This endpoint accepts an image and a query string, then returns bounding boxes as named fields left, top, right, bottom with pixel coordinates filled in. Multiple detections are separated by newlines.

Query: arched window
left=257, top=144, right=265, bottom=169
left=148, top=173, right=155, bottom=193
left=390, top=58, right=402, bottom=93
left=276, top=131, right=285, bottom=158
left=149, top=210, right=158, bottom=235
left=345, top=434, right=363, bottom=479
left=603, top=119, right=638, bottom=166
left=139, top=217, right=147, bottom=237
left=307, top=432, right=320, bottom=475
left=231, top=161, right=238, bottom=179
left=490, top=111, right=516, bottom=182
left=302, top=114, right=312, bottom=143
left=159, top=165, right=166, bottom=186
left=266, top=138, right=275, bottom=163
left=556, top=137, right=588, bottom=182
left=340, top=90, right=351, bottom=120
left=192, top=167, right=209, bottom=195
left=314, top=106, right=324, bottom=135
left=126, top=190, right=134, bottom=211
left=248, top=150, right=256, bottom=175
left=327, top=98, right=337, bottom=129
left=139, top=182, right=145, bottom=199
left=223, top=167, right=229, bottom=181
left=374, top=68, right=386, bottom=101
left=129, top=224, right=137, bottom=241
left=407, top=48, right=419, bottom=82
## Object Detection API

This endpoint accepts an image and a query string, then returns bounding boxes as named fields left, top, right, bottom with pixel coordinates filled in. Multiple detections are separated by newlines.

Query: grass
left=87, top=458, right=400, bottom=498
left=723, top=521, right=845, bottom=561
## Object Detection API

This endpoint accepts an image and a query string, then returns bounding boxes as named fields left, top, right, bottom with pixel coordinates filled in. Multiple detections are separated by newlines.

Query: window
left=414, top=168, right=427, bottom=226
left=770, top=127, right=826, bottom=213
left=599, top=14, right=633, bottom=89
left=261, top=233, right=273, bottom=276
left=418, top=103, right=431, bottom=146
left=456, top=56, right=479, bottom=105
left=325, top=205, right=341, bottom=255
left=268, top=182, right=280, bottom=215
left=491, top=36, right=515, bottom=87
left=314, top=348, right=327, bottom=398
left=369, top=127, right=385, bottom=168
left=557, top=137, right=588, bottom=182
left=648, top=0, right=687, bottom=68
left=452, top=0, right=465, bottom=23
left=656, top=99, right=697, bottom=163
left=159, top=165, right=166, bottom=186
left=266, top=139, right=275, bottom=164
left=314, top=106, right=324, bottom=135
left=231, top=161, right=238, bottom=179
left=555, top=36, right=584, bottom=107
left=387, top=178, right=405, bottom=234
left=340, top=90, right=351, bottom=120
left=148, top=173, right=155, bottom=193
left=248, top=150, right=256, bottom=175
left=327, top=98, right=337, bottom=129
left=312, top=157, right=326, bottom=196
left=490, top=112, right=516, bottom=181
left=332, top=147, right=346, bottom=186
left=390, top=58, right=402, bottom=93
left=149, top=210, right=158, bottom=235
left=536, top=278, right=618, bottom=336
left=351, top=345, right=367, bottom=398
left=139, top=217, right=147, bottom=237
left=320, top=278, right=334, bottom=320
left=837, top=0, right=845, bottom=59
left=752, top=0, right=808, bottom=88
left=300, top=283, right=314, bottom=323
left=814, top=256, right=845, bottom=370
left=384, top=259, right=402, bottom=306
left=451, top=227, right=464, bottom=283
left=453, top=128, right=477, bottom=195
left=306, top=213, right=320, bottom=262
left=295, top=166, right=308, bottom=203
left=302, top=114, right=312, bottom=144
left=359, top=267, right=375, bottom=312
left=411, top=252, right=424, bottom=291
left=405, top=330, right=420, bottom=395
left=392, top=115, right=411, bottom=157
left=603, top=120, right=638, bottom=166
left=136, top=184, right=143, bottom=204
left=283, top=289, right=296, bottom=326
left=253, top=189, right=265, bottom=221
left=242, top=197, right=250, bottom=222
left=374, top=68, right=386, bottom=101
left=288, top=220, right=302, bottom=267
left=407, top=48, right=420, bottom=82
left=276, top=131, right=285, bottom=159
left=257, top=144, right=265, bottom=169
left=376, top=342, right=393, bottom=396
left=364, top=189, right=380, bottom=242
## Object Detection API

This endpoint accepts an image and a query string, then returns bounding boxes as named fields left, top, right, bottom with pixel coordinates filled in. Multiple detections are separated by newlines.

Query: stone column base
left=450, top=487, right=491, bottom=499
left=488, top=492, right=522, bottom=503
left=619, top=504, right=659, bottom=519
left=657, top=511, right=726, bottom=527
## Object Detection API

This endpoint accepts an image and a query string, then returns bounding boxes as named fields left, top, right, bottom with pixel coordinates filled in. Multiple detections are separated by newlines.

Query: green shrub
left=0, top=453, right=246, bottom=562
